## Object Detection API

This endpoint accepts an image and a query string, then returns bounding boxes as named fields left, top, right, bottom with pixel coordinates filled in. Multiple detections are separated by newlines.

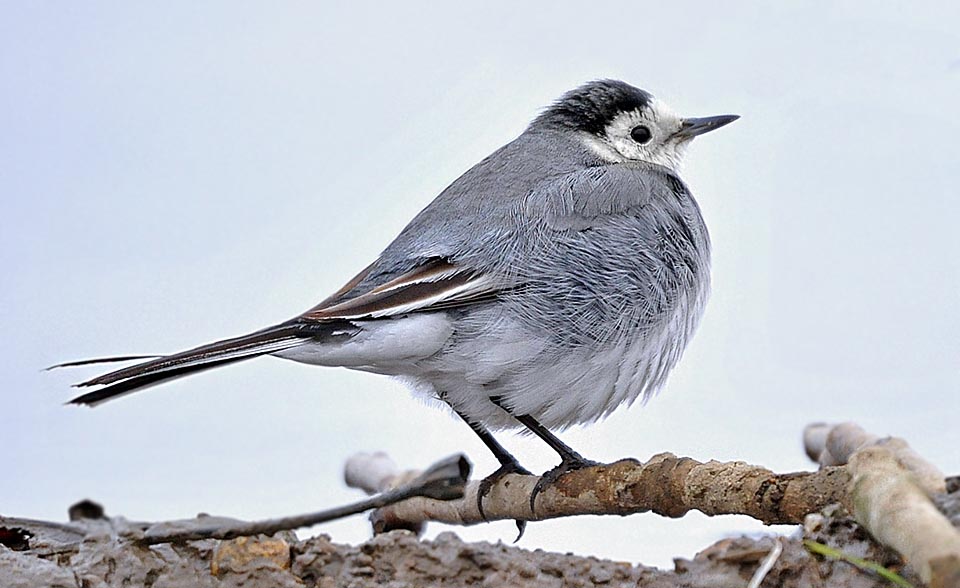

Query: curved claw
left=476, top=461, right=532, bottom=523
left=513, top=520, right=527, bottom=542
left=529, top=456, right=601, bottom=513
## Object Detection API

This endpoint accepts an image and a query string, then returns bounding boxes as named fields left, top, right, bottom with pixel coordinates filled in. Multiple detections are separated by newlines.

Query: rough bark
left=346, top=452, right=851, bottom=528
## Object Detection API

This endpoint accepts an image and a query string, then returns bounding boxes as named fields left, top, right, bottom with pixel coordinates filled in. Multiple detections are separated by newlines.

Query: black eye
left=630, top=125, right=652, bottom=144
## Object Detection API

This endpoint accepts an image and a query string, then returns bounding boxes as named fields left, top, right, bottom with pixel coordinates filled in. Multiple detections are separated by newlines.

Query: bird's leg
left=444, top=399, right=530, bottom=536
left=488, top=396, right=600, bottom=513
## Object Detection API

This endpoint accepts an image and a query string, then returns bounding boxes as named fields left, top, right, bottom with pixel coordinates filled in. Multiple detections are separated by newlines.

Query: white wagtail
left=64, top=80, right=738, bottom=515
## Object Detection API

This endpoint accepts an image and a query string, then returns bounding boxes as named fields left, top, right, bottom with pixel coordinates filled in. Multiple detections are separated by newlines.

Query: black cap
left=533, top=80, right=653, bottom=135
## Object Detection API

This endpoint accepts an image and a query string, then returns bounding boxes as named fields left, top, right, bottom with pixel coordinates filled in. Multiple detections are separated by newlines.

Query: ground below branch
left=6, top=493, right=955, bottom=588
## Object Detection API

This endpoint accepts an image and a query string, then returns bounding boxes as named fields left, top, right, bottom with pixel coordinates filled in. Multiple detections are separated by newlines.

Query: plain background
left=3, top=1, right=958, bottom=568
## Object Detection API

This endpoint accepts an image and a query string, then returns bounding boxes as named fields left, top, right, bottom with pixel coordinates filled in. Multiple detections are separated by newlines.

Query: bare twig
left=747, top=537, right=783, bottom=588
left=134, top=454, right=469, bottom=546
left=804, top=422, right=945, bottom=494
left=345, top=452, right=851, bottom=529
left=848, top=447, right=960, bottom=587
left=345, top=452, right=421, bottom=495
left=804, top=422, right=960, bottom=587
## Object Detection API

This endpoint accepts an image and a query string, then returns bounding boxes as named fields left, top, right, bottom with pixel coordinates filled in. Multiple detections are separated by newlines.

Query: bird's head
left=533, top=80, right=738, bottom=172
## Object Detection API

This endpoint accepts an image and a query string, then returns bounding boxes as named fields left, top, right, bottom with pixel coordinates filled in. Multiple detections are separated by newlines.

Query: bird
left=62, top=79, right=737, bottom=517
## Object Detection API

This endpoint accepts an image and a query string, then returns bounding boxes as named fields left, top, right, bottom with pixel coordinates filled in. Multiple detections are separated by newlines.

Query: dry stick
left=133, top=454, right=469, bottom=546
left=747, top=537, right=783, bottom=588
left=345, top=452, right=852, bottom=528
left=804, top=423, right=960, bottom=588
left=804, top=421, right=945, bottom=493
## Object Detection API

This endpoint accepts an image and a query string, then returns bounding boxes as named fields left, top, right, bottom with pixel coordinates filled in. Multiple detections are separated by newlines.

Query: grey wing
left=304, top=162, right=705, bottom=329
left=300, top=257, right=506, bottom=321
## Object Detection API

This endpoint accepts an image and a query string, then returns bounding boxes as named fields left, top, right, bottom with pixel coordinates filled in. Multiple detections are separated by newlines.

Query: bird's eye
left=630, top=125, right=652, bottom=144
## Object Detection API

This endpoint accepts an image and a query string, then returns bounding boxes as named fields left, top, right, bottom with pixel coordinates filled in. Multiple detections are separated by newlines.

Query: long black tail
left=67, top=321, right=314, bottom=407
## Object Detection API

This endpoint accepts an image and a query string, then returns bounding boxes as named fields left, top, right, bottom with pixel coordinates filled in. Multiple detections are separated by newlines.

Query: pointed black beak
left=675, top=114, right=740, bottom=139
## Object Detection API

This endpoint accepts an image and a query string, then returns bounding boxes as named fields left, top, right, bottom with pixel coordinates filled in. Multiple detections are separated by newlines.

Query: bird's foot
left=529, top=455, right=601, bottom=513
left=477, top=460, right=533, bottom=541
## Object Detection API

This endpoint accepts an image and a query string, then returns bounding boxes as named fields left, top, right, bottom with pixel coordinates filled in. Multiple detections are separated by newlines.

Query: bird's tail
left=64, top=321, right=316, bottom=407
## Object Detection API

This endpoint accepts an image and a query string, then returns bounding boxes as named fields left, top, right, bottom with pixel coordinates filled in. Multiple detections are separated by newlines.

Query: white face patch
left=580, top=98, right=691, bottom=173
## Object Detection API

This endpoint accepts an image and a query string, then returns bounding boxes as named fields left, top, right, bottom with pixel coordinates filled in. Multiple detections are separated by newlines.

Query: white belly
left=273, top=281, right=705, bottom=431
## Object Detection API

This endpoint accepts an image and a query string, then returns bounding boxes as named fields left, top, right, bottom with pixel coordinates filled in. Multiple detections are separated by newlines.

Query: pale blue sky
left=2, top=1, right=959, bottom=567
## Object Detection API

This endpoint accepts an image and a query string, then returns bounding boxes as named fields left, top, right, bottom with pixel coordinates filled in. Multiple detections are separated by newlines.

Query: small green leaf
left=803, top=540, right=913, bottom=588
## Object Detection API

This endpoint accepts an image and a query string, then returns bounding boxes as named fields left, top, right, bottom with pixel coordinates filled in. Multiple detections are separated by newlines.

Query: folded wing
left=68, top=257, right=504, bottom=406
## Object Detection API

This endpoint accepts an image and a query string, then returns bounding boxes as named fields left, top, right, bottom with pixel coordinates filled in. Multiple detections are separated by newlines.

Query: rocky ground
left=5, top=487, right=952, bottom=588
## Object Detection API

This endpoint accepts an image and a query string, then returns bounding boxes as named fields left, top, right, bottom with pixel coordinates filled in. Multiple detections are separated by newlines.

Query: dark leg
left=452, top=406, right=525, bottom=470
left=443, top=398, right=530, bottom=535
left=489, top=396, right=599, bottom=512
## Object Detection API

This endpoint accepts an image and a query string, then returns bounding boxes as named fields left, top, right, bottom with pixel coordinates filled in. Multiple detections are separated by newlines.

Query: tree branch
left=350, top=424, right=959, bottom=586
left=345, top=452, right=851, bottom=528
left=135, top=453, right=469, bottom=546
left=804, top=421, right=946, bottom=493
